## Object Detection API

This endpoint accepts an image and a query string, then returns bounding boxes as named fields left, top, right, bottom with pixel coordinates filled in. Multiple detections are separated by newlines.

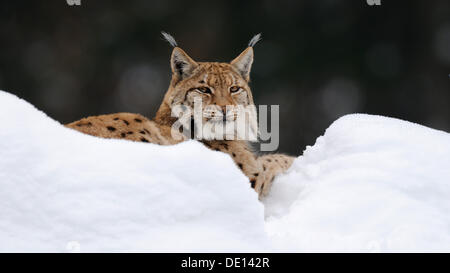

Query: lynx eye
left=230, top=86, right=242, bottom=93
left=196, top=87, right=212, bottom=94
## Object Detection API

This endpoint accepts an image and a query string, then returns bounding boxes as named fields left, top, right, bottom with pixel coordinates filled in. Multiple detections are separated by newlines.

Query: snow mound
left=0, top=91, right=268, bottom=252
left=1, top=90, right=450, bottom=252
left=265, top=114, right=450, bottom=252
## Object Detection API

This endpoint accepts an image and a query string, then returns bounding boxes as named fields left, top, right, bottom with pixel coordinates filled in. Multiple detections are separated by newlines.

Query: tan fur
left=66, top=42, right=294, bottom=198
left=66, top=113, right=185, bottom=145
left=257, top=154, right=295, bottom=195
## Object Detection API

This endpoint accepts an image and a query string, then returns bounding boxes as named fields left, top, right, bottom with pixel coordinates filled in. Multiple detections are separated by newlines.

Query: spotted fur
left=66, top=35, right=294, bottom=198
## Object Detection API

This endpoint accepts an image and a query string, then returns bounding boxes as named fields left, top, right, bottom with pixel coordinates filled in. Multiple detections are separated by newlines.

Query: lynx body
left=66, top=34, right=294, bottom=197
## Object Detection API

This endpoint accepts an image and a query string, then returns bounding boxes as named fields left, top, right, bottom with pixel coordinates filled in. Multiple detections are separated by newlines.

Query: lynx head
left=158, top=32, right=261, bottom=141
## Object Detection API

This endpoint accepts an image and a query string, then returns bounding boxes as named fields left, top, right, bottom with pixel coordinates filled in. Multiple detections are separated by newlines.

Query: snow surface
left=1, top=90, right=450, bottom=252
left=0, top=91, right=268, bottom=252
left=264, top=114, right=450, bottom=252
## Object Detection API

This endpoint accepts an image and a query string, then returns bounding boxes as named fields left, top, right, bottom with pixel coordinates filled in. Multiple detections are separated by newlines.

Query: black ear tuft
left=248, top=33, right=262, bottom=47
left=161, top=31, right=178, bottom=47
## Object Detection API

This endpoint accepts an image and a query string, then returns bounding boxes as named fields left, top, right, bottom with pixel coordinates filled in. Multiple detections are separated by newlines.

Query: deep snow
left=1, top=90, right=450, bottom=252
left=0, top=91, right=268, bottom=252
left=264, top=114, right=450, bottom=252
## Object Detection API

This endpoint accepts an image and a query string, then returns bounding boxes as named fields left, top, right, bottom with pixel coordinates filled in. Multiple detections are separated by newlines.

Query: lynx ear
left=171, top=47, right=198, bottom=80
left=230, top=47, right=254, bottom=81
left=230, top=33, right=261, bottom=81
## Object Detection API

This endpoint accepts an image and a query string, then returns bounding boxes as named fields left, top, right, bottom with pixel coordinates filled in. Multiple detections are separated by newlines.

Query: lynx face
left=163, top=45, right=259, bottom=140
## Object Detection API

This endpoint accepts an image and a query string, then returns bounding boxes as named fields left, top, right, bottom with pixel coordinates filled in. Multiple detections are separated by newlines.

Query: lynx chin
left=66, top=32, right=294, bottom=198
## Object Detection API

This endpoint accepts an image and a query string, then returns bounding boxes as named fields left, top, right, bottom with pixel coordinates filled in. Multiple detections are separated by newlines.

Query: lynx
left=66, top=33, right=294, bottom=198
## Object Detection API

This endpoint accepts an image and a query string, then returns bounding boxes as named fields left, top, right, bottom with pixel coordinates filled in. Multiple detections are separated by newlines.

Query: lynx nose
left=221, top=106, right=227, bottom=121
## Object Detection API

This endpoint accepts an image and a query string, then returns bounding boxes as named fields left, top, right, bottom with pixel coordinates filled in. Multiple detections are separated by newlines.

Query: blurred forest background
left=0, top=0, right=449, bottom=155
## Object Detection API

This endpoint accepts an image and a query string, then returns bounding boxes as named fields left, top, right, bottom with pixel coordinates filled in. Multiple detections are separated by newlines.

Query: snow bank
left=264, top=114, right=450, bottom=252
left=1, top=90, right=450, bottom=252
left=0, top=91, right=268, bottom=252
